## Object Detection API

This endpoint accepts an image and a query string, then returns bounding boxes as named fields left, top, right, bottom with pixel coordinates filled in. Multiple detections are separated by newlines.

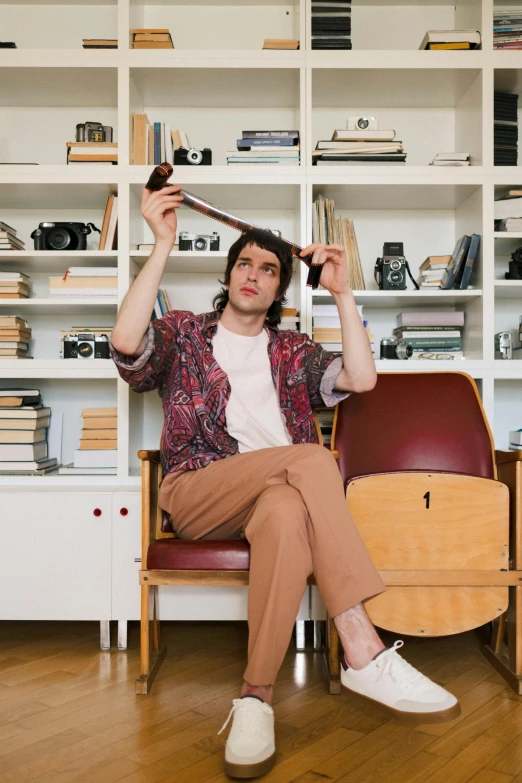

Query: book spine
left=404, top=338, right=463, bottom=348
left=440, top=236, right=471, bottom=290
left=237, top=137, right=296, bottom=147
left=459, top=234, right=481, bottom=289
left=394, top=326, right=462, bottom=333
left=242, top=130, right=299, bottom=138
left=153, top=123, right=161, bottom=165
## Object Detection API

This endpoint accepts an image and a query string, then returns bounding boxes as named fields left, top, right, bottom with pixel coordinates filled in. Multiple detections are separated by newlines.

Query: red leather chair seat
left=147, top=539, right=250, bottom=570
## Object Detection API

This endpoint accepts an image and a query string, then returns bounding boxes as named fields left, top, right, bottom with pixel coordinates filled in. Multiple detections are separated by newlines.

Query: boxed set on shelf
left=228, top=130, right=299, bottom=166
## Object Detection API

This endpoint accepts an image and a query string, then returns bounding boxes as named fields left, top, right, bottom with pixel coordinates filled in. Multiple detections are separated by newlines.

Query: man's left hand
left=300, top=243, right=350, bottom=296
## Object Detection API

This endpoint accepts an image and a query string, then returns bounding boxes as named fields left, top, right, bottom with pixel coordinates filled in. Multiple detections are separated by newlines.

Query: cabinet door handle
left=120, top=507, right=129, bottom=516
left=93, top=508, right=102, bottom=517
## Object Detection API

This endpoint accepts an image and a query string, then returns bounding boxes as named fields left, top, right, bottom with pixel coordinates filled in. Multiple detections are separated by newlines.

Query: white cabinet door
left=111, top=491, right=141, bottom=621
left=0, top=491, right=112, bottom=620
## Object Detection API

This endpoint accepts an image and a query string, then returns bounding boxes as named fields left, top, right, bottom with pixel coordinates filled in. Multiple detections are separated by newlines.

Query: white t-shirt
left=212, top=321, right=292, bottom=453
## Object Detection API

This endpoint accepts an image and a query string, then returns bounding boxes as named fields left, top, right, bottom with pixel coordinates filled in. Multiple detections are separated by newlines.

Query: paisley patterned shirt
left=110, top=310, right=350, bottom=477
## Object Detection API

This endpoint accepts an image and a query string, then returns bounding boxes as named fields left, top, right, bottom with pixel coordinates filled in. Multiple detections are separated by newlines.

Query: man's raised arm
left=110, top=183, right=184, bottom=357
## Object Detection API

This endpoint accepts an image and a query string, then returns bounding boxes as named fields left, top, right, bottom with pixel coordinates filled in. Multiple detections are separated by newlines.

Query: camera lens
left=389, top=270, right=403, bottom=284
left=78, top=341, right=93, bottom=358
left=194, top=237, right=208, bottom=251
left=47, top=227, right=71, bottom=250
left=357, top=118, right=369, bottom=129
left=512, top=247, right=522, bottom=264
left=389, top=260, right=401, bottom=271
left=187, top=149, right=203, bottom=165
left=395, top=341, right=413, bottom=360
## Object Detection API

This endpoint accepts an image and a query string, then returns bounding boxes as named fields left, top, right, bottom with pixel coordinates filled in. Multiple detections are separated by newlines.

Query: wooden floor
left=0, top=622, right=521, bottom=783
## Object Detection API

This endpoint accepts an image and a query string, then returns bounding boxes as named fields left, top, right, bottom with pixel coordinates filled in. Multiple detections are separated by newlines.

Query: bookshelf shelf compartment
left=131, top=250, right=228, bottom=273
left=495, top=281, right=522, bottom=299
left=0, top=2, right=117, bottom=50
left=0, top=299, right=118, bottom=316
left=312, top=289, right=482, bottom=308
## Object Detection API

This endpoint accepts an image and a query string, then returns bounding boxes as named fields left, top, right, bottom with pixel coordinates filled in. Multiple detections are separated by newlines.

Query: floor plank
left=0, top=621, right=520, bottom=783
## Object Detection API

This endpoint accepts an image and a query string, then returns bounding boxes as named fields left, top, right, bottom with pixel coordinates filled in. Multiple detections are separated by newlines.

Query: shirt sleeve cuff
left=109, top=323, right=155, bottom=372
left=319, top=355, right=352, bottom=407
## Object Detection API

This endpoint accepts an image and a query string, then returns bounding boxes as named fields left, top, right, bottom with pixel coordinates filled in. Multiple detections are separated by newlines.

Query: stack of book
left=495, top=192, right=522, bottom=231
left=0, top=271, right=31, bottom=299
left=73, top=407, right=117, bottom=470
left=312, top=303, right=368, bottom=353
left=430, top=152, right=470, bottom=166
left=395, top=311, right=465, bottom=360
left=153, top=289, right=172, bottom=320
left=312, top=0, right=351, bottom=50
left=82, top=39, right=118, bottom=49
left=495, top=91, right=518, bottom=166
left=0, top=221, right=25, bottom=251
left=227, top=130, right=300, bottom=165
left=314, top=128, right=406, bottom=166
left=262, top=39, right=299, bottom=50
left=131, top=29, right=174, bottom=49
left=49, top=267, right=117, bottom=298
left=417, top=255, right=451, bottom=288
left=131, top=114, right=184, bottom=165
left=280, top=308, right=299, bottom=331
left=99, top=195, right=118, bottom=249
left=66, top=142, right=117, bottom=166
left=509, top=430, right=522, bottom=451
left=419, top=30, right=481, bottom=50
left=494, top=11, right=522, bottom=49
left=313, top=194, right=365, bottom=289
left=0, top=316, right=32, bottom=360
left=438, top=234, right=480, bottom=290
left=0, top=388, right=56, bottom=474
left=60, top=325, right=113, bottom=358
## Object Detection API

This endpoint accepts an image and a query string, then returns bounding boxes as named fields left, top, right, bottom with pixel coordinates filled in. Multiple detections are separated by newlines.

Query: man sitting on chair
left=110, top=182, right=460, bottom=779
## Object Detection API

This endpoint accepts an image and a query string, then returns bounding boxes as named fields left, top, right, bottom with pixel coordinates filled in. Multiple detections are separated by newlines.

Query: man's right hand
left=141, top=183, right=184, bottom=248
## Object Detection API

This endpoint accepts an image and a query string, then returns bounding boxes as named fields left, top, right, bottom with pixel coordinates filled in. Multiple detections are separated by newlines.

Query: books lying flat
left=0, top=458, right=57, bottom=473
left=495, top=196, right=522, bottom=220
left=262, top=39, right=299, bottom=49
left=73, top=449, right=117, bottom=468
left=332, top=129, right=396, bottom=142
left=0, top=406, right=51, bottom=420
left=420, top=30, right=481, bottom=49
left=397, top=311, right=465, bottom=327
left=0, top=428, right=47, bottom=444
left=83, top=416, right=117, bottom=429
left=79, top=440, right=117, bottom=449
left=0, top=441, right=47, bottom=460
left=0, top=417, right=49, bottom=430
left=83, top=39, right=117, bottom=49
left=82, top=407, right=117, bottom=417
left=427, top=42, right=471, bottom=50
left=314, top=154, right=406, bottom=163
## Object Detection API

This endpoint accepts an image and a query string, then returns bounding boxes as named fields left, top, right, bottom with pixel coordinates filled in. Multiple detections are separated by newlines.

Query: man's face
left=227, top=243, right=282, bottom=316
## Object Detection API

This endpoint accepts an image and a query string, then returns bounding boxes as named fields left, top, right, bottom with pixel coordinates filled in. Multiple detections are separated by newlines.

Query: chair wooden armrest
left=496, top=449, right=522, bottom=466
left=138, top=450, right=161, bottom=464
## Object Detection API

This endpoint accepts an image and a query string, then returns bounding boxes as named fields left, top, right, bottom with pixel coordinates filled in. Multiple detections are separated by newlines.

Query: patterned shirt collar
left=201, top=309, right=279, bottom=345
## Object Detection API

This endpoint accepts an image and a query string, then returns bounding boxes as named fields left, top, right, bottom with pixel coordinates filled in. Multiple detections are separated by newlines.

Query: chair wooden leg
left=482, top=586, right=522, bottom=695
left=323, top=615, right=341, bottom=694
left=136, top=583, right=167, bottom=695
left=491, top=613, right=507, bottom=655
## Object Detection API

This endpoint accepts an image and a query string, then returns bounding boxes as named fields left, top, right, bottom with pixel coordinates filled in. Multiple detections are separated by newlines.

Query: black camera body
left=76, top=122, right=113, bottom=143
left=31, top=222, right=95, bottom=251
left=374, top=242, right=408, bottom=290
left=63, top=333, right=110, bottom=359
left=178, top=231, right=220, bottom=251
left=380, top=336, right=413, bottom=360
left=506, top=247, right=522, bottom=279
left=174, top=147, right=212, bottom=166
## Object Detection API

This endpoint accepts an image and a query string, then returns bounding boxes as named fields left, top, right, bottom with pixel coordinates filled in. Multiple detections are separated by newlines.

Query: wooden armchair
left=136, top=414, right=339, bottom=695
left=326, top=371, right=521, bottom=695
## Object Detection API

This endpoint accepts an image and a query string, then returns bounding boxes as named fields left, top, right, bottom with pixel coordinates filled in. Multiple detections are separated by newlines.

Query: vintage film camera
left=347, top=116, right=378, bottom=131
left=374, top=242, right=419, bottom=291
left=506, top=246, right=522, bottom=280
left=31, top=222, right=100, bottom=251
left=178, top=231, right=220, bottom=251
left=495, top=331, right=513, bottom=360
left=76, top=122, right=113, bottom=143
left=380, top=336, right=413, bottom=360
left=63, top=333, right=110, bottom=359
left=174, top=147, right=212, bottom=166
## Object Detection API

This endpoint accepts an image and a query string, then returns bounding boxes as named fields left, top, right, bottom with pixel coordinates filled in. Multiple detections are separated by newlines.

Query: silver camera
left=347, top=116, right=378, bottom=131
left=495, top=331, right=512, bottom=360
left=178, top=231, right=220, bottom=251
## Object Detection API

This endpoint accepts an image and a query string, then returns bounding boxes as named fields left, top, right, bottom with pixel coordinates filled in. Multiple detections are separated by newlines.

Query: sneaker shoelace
left=218, top=698, right=271, bottom=739
left=375, top=640, right=429, bottom=694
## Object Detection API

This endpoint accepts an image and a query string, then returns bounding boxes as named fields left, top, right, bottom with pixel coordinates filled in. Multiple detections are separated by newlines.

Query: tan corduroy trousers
left=158, top=443, right=386, bottom=685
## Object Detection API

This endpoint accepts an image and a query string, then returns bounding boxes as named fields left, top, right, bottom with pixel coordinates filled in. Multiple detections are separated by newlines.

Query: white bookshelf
left=0, top=0, right=519, bottom=491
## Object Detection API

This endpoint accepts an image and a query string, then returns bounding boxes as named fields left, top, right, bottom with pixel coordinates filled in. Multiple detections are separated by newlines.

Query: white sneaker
left=218, top=696, right=276, bottom=778
left=341, top=640, right=461, bottom=723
